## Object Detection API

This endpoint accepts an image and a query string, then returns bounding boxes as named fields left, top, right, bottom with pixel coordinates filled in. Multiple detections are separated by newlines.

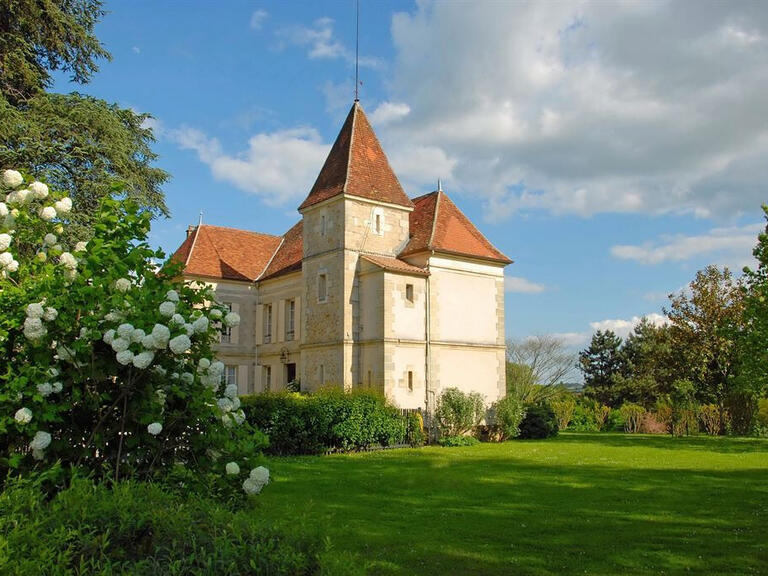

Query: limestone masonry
left=171, top=102, right=511, bottom=412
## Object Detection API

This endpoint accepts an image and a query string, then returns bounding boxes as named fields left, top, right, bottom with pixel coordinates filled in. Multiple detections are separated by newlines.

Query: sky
left=51, top=0, right=768, bottom=349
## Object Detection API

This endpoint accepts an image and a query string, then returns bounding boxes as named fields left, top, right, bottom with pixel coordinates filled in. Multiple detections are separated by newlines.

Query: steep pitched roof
left=259, top=220, right=304, bottom=281
left=171, top=225, right=282, bottom=282
left=400, top=190, right=512, bottom=265
left=360, top=254, right=429, bottom=276
left=298, top=102, right=413, bottom=211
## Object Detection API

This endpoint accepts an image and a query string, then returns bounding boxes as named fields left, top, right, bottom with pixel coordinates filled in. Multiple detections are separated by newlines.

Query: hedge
left=0, top=476, right=360, bottom=575
left=241, top=390, right=422, bottom=455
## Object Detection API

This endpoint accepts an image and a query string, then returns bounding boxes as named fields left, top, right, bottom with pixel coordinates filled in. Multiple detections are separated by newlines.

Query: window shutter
left=230, top=302, right=240, bottom=345
left=255, top=304, right=263, bottom=345
left=237, top=365, right=249, bottom=395
left=277, top=299, right=285, bottom=343
left=294, top=296, right=301, bottom=342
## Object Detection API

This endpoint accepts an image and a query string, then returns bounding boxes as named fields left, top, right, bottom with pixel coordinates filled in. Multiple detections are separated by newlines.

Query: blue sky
left=52, top=0, right=768, bottom=348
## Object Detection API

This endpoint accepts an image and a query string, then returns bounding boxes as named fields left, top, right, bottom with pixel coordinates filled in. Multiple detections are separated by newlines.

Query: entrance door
left=286, top=363, right=297, bottom=390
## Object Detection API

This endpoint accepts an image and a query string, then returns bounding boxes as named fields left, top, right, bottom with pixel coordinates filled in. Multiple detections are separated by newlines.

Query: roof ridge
left=256, top=236, right=285, bottom=282
left=411, top=190, right=438, bottom=202
left=184, top=226, right=200, bottom=268
left=199, top=223, right=281, bottom=238
left=342, top=102, right=358, bottom=196
left=428, top=189, right=442, bottom=250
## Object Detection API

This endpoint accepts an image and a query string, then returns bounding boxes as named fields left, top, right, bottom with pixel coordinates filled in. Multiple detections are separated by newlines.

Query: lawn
left=256, top=433, right=768, bottom=575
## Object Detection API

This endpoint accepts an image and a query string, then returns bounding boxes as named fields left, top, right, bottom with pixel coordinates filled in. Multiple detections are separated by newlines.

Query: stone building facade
left=171, top=102, right=511, bottom=411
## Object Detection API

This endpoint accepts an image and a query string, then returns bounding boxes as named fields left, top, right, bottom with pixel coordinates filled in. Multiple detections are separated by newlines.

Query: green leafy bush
left=518, top=404, right=558, bottom=439
left=0, top=171, right=262, bottom=492
left=241, top=390, right=411, bottom=455
left=438, top=435, right=480, bottom=447
left=0, top=475, right=361, bottom=575
left=492, top=395, right=526, bottom=440
left=619, top=403, right=646, bottom=433
left=406, top=411, right=427, bottom=446
left=552, top=397, right=576, bottom=430
left=568, top=398, right=600, bottom=432
left=434, top=387, right=485, bottom=438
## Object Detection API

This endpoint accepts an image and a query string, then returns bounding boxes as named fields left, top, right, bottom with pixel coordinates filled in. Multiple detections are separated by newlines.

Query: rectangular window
left=408, top=371, right=413, bottom=392
left=321, top=214, right=326, bottom=236
left=285, top=299, right=295, bottom=341
left=263, top=303, right=272, bottom=343
left=225, top=365, right=237, bottom=386
left=405, top=283, right=414, bottom=303
left=319, top=364, right=325, bottom=386
left=367, top=370, right=372, bottom=387
left=263, top=365, right=272, bottom=391
left=318, top=273, right=327, bottom=303
left=375, top=213, right=381, bottom=234
left=219, top=302, right=232, bottom=344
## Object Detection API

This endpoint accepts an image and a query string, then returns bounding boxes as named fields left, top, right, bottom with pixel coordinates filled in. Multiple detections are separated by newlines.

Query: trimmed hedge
left=241, top=390, right=418, bottom=455
left=0, top=476, right=359, bottom=576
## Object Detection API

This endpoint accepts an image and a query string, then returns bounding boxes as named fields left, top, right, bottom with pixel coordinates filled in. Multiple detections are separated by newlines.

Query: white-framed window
left=263, top=365, right=272, bottom=391
left=219, top=302, right=232, bottom=344
left=263, top=303, right=272, bottom=343
left=318, top=273, right=327, bottom=303
left=405, top=283, right=414, bottom=303
left=285, top=299, right=295, bottom=341
left=225, top=365, right=237, bottom=387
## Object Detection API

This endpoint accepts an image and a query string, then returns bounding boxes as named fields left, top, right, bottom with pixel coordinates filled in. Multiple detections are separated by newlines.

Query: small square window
left=405, top=283, right=414, bottom=303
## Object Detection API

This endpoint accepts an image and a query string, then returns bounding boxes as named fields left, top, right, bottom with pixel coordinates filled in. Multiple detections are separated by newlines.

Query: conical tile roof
left=298, top=102, right=413, bottom=211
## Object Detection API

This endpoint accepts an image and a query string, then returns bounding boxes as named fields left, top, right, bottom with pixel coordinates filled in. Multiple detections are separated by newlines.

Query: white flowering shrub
left=0, top=170, right=267, bottom=493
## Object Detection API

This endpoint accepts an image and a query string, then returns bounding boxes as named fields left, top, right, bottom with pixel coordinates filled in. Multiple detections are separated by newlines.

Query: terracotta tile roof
left=259, top=220, right=304, bottom=281
left=360, top=254, right=429, bottom=276
left=171, top=225, right=282, bottom=282
left=298, top=102, right=413, bottom=211
left=400, top=190, right=512, bottom=265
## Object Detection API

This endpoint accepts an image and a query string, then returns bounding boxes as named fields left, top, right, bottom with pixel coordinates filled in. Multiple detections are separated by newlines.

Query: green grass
left=255, top=433, right=768, bottom=575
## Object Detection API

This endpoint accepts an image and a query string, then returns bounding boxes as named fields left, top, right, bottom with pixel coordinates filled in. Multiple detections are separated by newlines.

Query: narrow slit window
left=318, top=273, right=327, bottom=303
left=375, top=213, right=381, bottom=234
left=408, top=371, right=413, bottom=392
left=405, top=283, right=414, bottom=303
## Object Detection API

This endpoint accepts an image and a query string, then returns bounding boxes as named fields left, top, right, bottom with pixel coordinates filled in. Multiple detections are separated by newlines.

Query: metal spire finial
left=437, top=178, right=442, bottom=192
left=198, top=209, right=203, bottom=227
left=354, top=0, right=360, bottom=102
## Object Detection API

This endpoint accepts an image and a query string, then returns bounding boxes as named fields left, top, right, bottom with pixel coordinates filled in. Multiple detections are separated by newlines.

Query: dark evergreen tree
left=579, top=330, right=626, bottom=407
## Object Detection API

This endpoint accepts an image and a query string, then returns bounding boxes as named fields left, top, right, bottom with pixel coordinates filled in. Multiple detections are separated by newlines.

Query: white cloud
left=277, top=18, right=382, bottom=67
left=611, top=223, right=762, bottom=266
left=590, top=313, right=669, bottom=339
left=384, top=1, right=768, bottom=220
left=369, top=101, right=411, bottom=126
left=550, top=332, right=591, bottom=348
left=170, top=126, right=329, bottom=206
left=132, top=46, right=141, bottom=54
left=504, top=276, right=547, bottom=294
left=250, top=9, right=268, bottom=30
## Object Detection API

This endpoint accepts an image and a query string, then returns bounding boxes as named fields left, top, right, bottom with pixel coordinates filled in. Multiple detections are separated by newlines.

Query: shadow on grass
left=258, top=437, right=768, bottom=576
left=557, top=431, right=768, bottom=454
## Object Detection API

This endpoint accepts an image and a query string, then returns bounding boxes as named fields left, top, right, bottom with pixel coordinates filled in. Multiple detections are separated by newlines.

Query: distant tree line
left=578, top=209, right=768, bottom=435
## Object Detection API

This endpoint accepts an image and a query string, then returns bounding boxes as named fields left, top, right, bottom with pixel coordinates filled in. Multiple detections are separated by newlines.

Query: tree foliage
left=579, top=330, right=626, bottom=407
left=0, top=0, right=110, bottom=103
left=737, top=205, right=768, bottom=399
left=664, top=265, right=744, bottom=408
left=506, top=335, right=576, bottom=403
left=0, top=0, right=169, bottom=239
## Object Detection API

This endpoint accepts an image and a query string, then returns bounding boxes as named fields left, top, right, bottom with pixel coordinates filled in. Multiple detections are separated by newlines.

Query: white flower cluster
left=242, top=466, right=270, bottom=495
left=1, top=169, right=75, bottom=279
left=29, top=430, right=52, bottom=460
left=23, top=301, right=57, bottom=341
left=147, top=422, right=163, bottom=435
